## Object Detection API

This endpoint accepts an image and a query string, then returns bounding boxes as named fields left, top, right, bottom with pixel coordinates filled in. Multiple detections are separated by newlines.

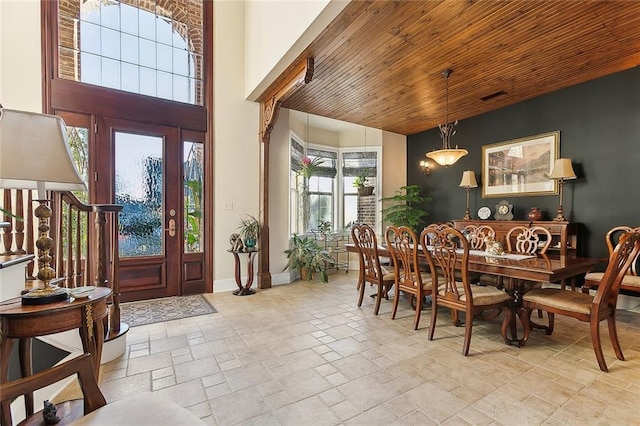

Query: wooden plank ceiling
left=258, top=0, right=640, bottom=136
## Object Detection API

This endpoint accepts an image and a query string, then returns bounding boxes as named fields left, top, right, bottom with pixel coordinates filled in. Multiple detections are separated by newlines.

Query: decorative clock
left=477, top=206, right=491, bottom=220
left=494, top=200, right=514, bottom=220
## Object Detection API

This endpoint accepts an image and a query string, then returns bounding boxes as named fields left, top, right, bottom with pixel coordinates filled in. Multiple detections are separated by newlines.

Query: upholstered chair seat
left=523, top=288, right=593, bottom=315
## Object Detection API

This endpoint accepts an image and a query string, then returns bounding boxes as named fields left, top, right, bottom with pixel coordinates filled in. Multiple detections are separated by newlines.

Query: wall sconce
left=419, top=160, right=431, bottom=175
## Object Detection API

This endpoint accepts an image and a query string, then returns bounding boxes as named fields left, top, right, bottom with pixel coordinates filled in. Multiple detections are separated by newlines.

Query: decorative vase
left=527, top=207, right=542, bottom=221
left=244, top=238, right=256, bottom=249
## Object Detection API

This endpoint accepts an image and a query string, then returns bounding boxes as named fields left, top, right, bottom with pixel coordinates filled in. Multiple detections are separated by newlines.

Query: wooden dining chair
left=420, top=224, right=511, bottom=355
left=462, top=224, right=496, bottom=250
left=582, top=226, right=640, bottom=297
left=384, top=225, right=433, bottom=330
left=462, top=224, right=496, bottom=286
left=506, top=225, right=552, bottom=255
left=351, top=223, right=395, bottom=315
left=521, top=229, right=640, bottom=372
left=504, top=225, right=553, bottom=329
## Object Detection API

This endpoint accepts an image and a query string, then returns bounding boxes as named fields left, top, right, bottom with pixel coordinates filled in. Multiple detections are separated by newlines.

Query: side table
left=0, top=287, right=111, bottom=424
left=228, top=249, right=258, bottom=296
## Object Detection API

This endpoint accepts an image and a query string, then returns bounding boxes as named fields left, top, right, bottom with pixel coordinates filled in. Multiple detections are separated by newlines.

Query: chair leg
left=373, top=285, right=383, bottom=315
left=451, top=309, right=460, bottom=327
left=546, top=313, right=555, bottom=335
left=413, top=292, right=422, bottom=330
left=391, top=285, right=400, bottom=320
left=462, top=311, right=473, bottom=356
left=357, top=278, right=365, bottom=307
left=521, top=308, right=532, bottom=345
left=590, top=319, right=609, bottom=372
left=537, top=308, right=543, bottom=318
left=428, top=302, right=438, bottom=341
left=607, top=315, right=625, bottom=361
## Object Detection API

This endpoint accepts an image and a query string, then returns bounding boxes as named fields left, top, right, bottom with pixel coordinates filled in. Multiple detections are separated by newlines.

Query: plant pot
left=299, top=267, right=313, bottom=281
left=357, top=186, right=374, bottom=196
left=244, top=238, right=256, bottom=249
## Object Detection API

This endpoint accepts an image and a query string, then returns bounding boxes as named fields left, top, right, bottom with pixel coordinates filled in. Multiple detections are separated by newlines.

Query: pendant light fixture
left=426, top=68, right=468, bottom=166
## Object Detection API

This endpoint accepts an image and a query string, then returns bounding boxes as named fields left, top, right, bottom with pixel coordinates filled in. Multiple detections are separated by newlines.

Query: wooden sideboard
left=452, top=220, right=579, bottom=256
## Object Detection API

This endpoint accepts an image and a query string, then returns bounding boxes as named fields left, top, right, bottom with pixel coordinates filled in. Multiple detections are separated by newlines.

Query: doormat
left=120, top=294, right=217, bottom=327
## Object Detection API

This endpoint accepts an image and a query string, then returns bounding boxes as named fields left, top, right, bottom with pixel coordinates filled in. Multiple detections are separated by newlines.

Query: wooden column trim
left=258, top=58, right=314, bottom=289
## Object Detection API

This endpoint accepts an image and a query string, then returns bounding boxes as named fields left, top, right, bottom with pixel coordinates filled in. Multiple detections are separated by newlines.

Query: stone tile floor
left=90, top=273, right=640, bottom=424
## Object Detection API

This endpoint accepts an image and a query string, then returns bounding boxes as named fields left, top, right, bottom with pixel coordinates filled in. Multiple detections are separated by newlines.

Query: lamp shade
left=426, top=148, right=469, bottom=166
left=459, top=170, right=478, bottom=188
left=0, top=109, right=86, bottom=195
left=549, top=158, right=576, bottom=180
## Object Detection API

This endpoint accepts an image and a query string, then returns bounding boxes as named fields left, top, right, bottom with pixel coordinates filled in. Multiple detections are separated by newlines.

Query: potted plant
left=353, top=171, right=373, bottom=196
left=381, top=185, right=431, bottom=233
left=283, top=234, right=335, bottom=283
left=237, top=214, right=260, bottom=249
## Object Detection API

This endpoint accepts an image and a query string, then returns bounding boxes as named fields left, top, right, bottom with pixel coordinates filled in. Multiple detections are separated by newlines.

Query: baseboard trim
left=213, top=272, right=293, bottom=293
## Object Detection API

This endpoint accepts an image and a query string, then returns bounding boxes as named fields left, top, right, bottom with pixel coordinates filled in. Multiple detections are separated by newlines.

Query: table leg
left=500, top=281, right=526, bottom=346
left=19, top=338, right=33, bottom=416
left=1, top=336, right=17, bottom=426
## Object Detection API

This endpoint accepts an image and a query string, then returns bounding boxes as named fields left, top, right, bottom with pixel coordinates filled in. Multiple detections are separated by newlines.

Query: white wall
left=269, top=108, right=294, bottom=281
left=381, top=130, right=407, bottom=225
left=244, top=0, right=349, bottom=99
left=0, top=0, right=42, bottom=111
left=213, top=0, right=261, bottom=288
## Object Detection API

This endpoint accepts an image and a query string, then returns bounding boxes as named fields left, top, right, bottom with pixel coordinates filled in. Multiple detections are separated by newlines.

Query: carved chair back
left=420, top=223, right=470, bottom=307
left=462, top=224, right=496, bottom=250
left=506, top=225, right=552, bottom=254
left=351, top=223, right=386, bottom=284
left=604, top=226, right=640, bottom=276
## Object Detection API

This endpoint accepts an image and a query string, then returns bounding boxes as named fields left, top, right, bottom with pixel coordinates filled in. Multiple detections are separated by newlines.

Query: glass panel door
left=101, top=118, right=181, bottom=300
left=180, top=130, right=206, bottom=295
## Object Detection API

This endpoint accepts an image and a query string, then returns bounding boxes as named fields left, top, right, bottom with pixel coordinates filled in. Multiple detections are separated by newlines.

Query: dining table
left=345, top=243, right=600, bottom=345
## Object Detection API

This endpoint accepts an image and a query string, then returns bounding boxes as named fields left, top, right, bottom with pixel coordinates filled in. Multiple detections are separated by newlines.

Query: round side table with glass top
left=228, top=248, right=258, bottom=296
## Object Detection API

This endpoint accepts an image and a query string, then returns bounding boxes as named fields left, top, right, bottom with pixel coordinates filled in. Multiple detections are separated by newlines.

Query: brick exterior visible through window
left=57, top=0, right=204, bottom=105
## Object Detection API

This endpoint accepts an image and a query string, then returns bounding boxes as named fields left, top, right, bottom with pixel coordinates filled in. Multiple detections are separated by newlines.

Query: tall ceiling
left=259, top=0, right=640, bottom=136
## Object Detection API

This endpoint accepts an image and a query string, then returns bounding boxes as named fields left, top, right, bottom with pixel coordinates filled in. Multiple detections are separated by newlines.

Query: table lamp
left=0, top=108, right=87, bottom=304
left=548, top=158, right=576, bottom=222
left=459, top=170, right=478, bottom=220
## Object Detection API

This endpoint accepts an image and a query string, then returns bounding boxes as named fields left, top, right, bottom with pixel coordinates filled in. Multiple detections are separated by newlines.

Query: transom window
left=57, top=0, right=204, bottom=105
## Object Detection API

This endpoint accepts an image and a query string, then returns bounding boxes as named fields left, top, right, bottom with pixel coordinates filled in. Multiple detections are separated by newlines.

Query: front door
left=99, top=118, right=181, bottom=301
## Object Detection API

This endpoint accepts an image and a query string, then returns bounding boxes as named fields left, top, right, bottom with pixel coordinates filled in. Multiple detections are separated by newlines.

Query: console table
left=452, top=220, right=579, bottom=256
left=228, top=249, right=258, bottom=296
left=0, top=287, right=111, bottom=423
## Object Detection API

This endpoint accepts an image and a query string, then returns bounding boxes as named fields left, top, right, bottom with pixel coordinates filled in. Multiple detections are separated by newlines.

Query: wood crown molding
left=260, top=57, right=314, bottom=143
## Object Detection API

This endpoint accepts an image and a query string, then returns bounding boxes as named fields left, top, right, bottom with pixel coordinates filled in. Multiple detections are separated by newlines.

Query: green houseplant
left=381, top=185, right=431, bottom=233
left=237, top=214, right=260, bottom=249
left=283, top=234, right=335, bottom=283
left=353, top=171, right=373, bottom=196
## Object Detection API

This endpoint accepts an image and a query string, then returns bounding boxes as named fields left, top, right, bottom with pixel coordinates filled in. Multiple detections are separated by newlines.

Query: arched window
left=57, top=0, right=204, bottom=105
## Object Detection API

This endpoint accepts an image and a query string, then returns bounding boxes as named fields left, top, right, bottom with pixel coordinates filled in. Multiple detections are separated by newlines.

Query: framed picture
left=482, top=131, right=559, bottom=197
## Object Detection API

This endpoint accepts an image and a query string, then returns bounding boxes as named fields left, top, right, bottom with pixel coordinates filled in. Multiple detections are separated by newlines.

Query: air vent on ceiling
left=480, top=90, right=507, bottom=101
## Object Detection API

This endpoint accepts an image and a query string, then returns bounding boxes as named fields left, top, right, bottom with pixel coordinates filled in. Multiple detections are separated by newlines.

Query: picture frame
left=482, top=131, right=560, bottom=197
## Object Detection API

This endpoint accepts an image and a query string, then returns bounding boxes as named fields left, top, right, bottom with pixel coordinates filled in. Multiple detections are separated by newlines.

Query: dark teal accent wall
left=407, top=66, right=640, bottom=260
